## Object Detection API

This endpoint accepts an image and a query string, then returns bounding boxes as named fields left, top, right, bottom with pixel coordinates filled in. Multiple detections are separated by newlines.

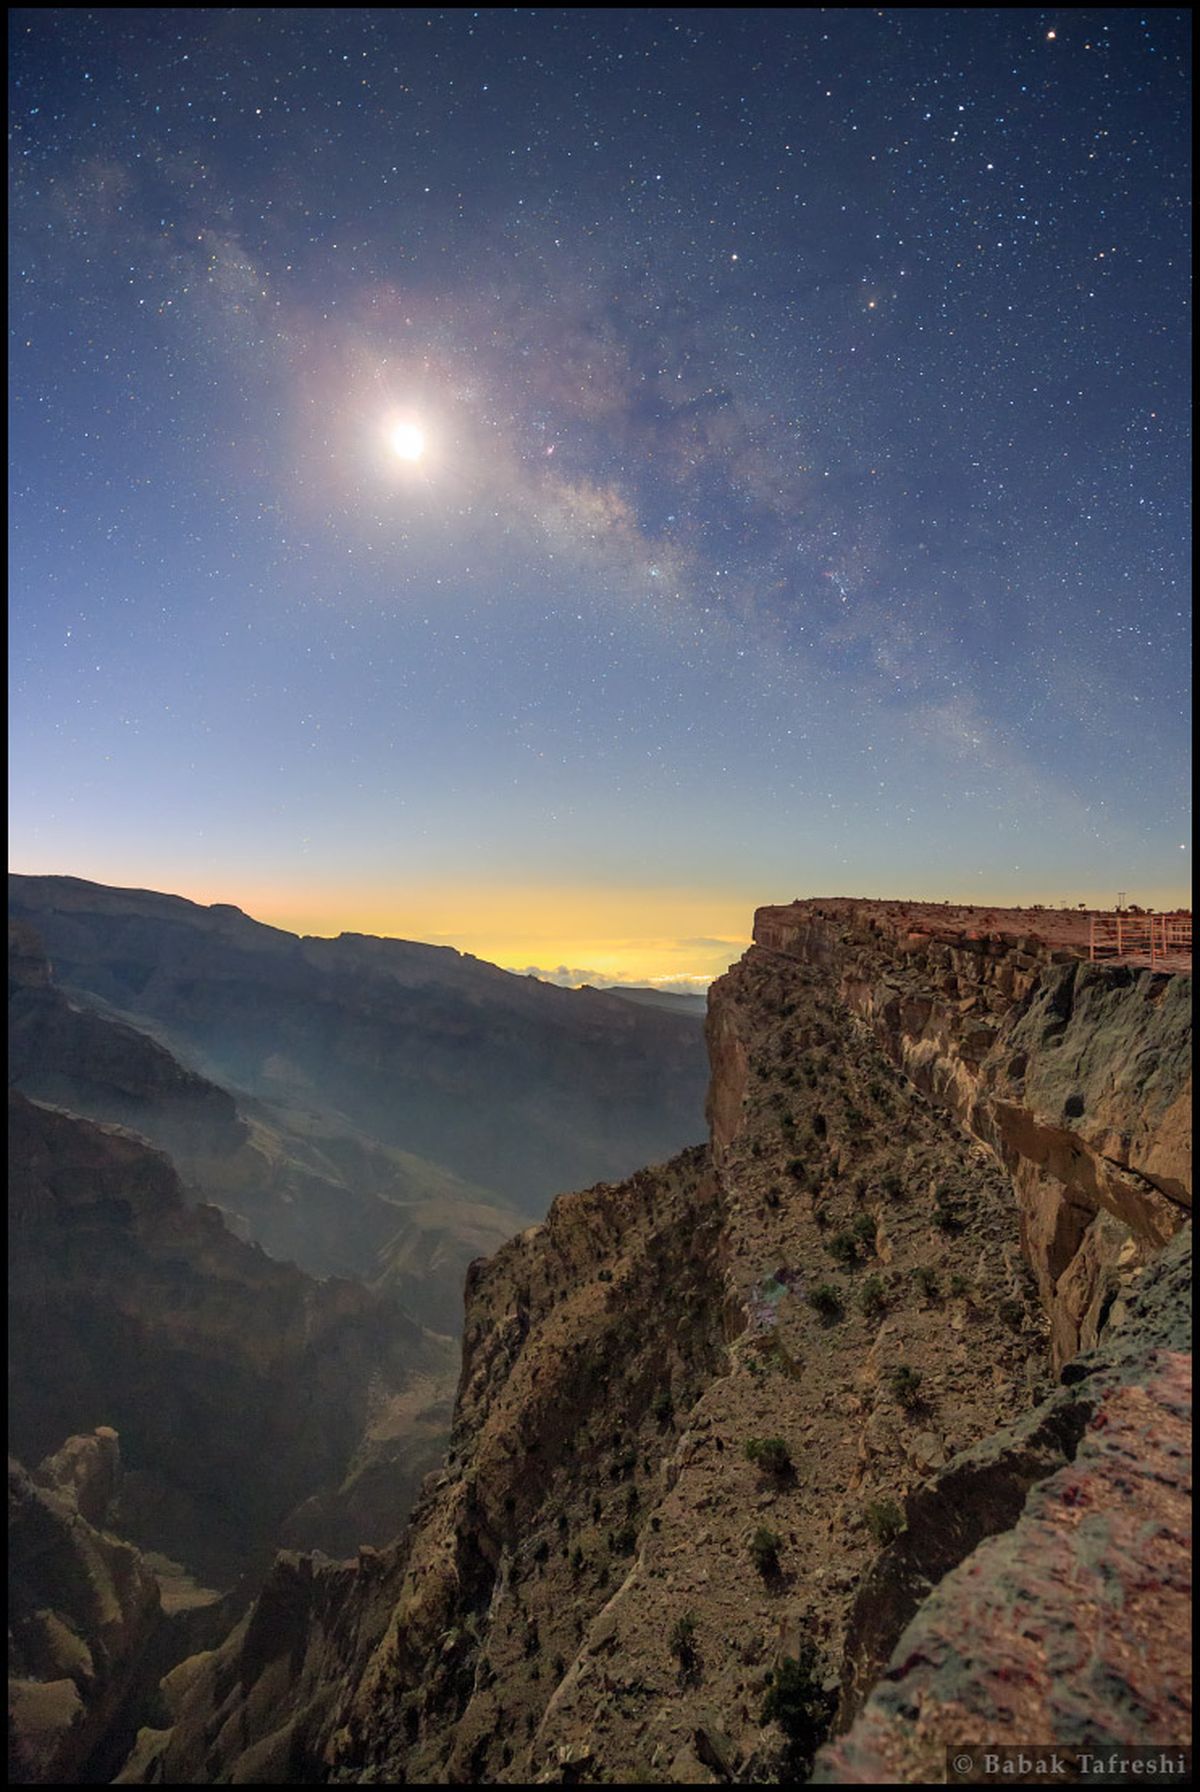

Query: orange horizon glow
left=8, top=861, right=1193, bottom=986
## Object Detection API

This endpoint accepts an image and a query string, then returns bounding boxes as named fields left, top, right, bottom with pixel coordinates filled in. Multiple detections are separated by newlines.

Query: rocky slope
left=8, top=875, right=709, bottom=1227
left=9, top=1428, right=232, bottom=1786
left=108, top=900, right=1194, bottom=1783
left=8, top=1092, right=457, bottom=1582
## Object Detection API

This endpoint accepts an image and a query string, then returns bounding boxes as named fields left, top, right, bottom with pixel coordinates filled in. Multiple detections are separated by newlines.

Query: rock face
left=815, top=1228, right=1192, bottom=1779
left=8, top=873, right=709, bottom=1224
left=100, top=900, right=1195, bottom=1784
left=8, top=1091, right=456, bottom=1581
left=9, top=1439, right=162, bottom=1785
left=751, top=900, right=1190, bottom=1366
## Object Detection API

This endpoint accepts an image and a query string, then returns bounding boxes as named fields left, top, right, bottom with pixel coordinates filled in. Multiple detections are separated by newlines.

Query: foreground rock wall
left=817, top=1227, right=1192, bottom=1777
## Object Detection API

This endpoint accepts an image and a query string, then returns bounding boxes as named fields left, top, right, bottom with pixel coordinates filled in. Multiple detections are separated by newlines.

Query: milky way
left=8, top=9, right=1191, bottom=978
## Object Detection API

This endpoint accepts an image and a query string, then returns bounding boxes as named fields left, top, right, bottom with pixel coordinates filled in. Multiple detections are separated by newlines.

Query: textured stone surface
left=8, top=1437, right=161, bottom=1785
left=816, top=1229, right=1192, bottom=1780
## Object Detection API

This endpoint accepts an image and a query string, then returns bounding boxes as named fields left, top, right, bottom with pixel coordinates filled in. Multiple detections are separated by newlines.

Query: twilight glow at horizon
left=8, top=10, right=1191, bottom=985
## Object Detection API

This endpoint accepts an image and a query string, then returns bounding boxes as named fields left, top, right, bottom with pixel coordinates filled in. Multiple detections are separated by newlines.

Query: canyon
left=7, top=878, right=709, bottom=1783
left=78, top=897, right=1188, bottom=1785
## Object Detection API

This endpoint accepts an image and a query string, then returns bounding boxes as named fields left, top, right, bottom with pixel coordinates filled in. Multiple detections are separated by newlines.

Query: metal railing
left=1088, top=911, right=1192, bottom=966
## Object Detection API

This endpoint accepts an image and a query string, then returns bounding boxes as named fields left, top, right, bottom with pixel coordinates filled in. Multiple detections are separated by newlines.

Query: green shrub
left=597, top=1267, right=614, bottom=1283
left=889, top=1365, right=924, bottom=1409
left=859, top=1275, right=887, bottom=1317
left=914, top=1265, right=939, bottom=1299
left=851, top=1214, right=877, bottom=1252
left=749, top=1526, right=782, bottom=1578
left=651, top=1390, right=674, bottom=1426
left=864, top=1497, right=904, bottom=1544
left=827, top=1230, right=859, bottom=1267
left=999, top=1297, right=1024, bottom=1329
left=808, top=1282, right=843, bottom=1320
left=948, top=1272, right=971, bottom=1298
left=744, top=1436, right=793, bottom=1478
left=760, top=1643, right=834, bottom=1776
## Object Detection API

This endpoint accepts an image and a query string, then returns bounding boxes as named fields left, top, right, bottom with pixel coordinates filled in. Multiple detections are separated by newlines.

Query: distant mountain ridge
left=8, top=874, right=710, bottom=1299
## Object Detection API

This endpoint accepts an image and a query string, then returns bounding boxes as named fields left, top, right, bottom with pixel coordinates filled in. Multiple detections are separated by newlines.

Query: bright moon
left=389, top=420, right=426, bottom=461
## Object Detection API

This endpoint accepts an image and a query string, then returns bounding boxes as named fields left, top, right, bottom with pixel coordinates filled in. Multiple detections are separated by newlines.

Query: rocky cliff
left=111, top=900, right=1193, bottom=1782
left=8, top=1427, right=235, bottom=1787
left=750, top=901, right=1190, bottom=1367
left=8, top=1092, right=456, bottom=1582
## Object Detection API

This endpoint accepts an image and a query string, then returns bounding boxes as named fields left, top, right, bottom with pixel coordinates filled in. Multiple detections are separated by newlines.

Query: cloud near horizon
left=513, top=965, right=714, bottom=996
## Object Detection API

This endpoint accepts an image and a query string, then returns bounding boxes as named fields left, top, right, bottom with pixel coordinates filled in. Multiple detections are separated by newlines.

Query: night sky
left=9, top=8, right=1191, bottom=987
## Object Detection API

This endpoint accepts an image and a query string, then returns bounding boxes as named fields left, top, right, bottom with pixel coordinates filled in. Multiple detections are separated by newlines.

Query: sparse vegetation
left=889, top=1364, right=924, bottom=1409
left=744, top=1436, right=793, bottom=1478
left=760, top=1643, right=834, bottom=1778
left=859, top=1275, right=887, bottom=1317
left=827, top=1230, right=860, bottom=1267
left=948, top=1272, right=971, bottom=1298
left=914, top=1265, right=939, bottom=1299
left=749, top=1525, right=782, bottom=1578
left=864, top=1496, right=905, bottom=1544
left=808, top=1282, right=843, bottom=1320
left=999, top=1297, right=1025, bottom=1329
left=851, top=1214, right=877, bottom=1252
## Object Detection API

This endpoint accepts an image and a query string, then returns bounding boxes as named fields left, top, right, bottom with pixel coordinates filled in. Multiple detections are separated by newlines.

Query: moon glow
left=389, top=420, right=426, bottom=461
